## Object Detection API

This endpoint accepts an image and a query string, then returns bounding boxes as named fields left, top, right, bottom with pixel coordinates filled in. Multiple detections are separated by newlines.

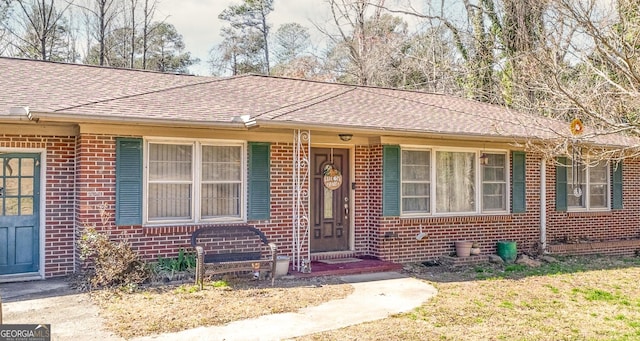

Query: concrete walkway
left=135, top=272, right=437, bottom=341
left=1, top=278, right=120, bottom=341
left=1, top=272, right=437, bottom=341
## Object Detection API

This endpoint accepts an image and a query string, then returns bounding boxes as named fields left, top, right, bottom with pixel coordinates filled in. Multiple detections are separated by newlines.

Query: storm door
left=0, top=153, right=41, bottom=275
left=310, top=148, right=350, bottom=252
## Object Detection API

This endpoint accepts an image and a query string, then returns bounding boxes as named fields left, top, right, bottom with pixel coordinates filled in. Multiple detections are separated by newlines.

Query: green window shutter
left=116, top=138, right=142, bottom=226
left=555, top=157, right=568, bottom=211
left=248, top=142, right=270, bottom=220
left=383, top=145, right=400, bottom=216
left=612, top=161, right=623, bottom=209
left=511, top=151, right=526, bottom=213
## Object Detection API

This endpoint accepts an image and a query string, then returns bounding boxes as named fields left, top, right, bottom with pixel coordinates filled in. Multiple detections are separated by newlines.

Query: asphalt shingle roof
left=0, top=57, right=636, bottom=146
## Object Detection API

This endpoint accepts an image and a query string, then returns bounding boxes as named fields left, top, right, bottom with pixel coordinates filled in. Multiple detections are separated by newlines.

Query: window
left=566, top=161, right=609, bottom=210
left=146, top=140, right=244, bottom=223
left=436, top=151, right=476, bottom=213
left=400, top=147, right=508, bottom=216
left=482, top=154, right=507, bottom=211
left=401, top=150, right=430, bottom=214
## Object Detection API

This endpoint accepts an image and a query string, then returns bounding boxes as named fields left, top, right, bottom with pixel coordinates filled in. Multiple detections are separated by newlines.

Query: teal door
left=0, top=153, right=40, bottom=275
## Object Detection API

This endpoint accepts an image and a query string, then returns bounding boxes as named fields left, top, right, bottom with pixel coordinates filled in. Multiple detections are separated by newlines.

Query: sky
left=156, top=0, right=330, bottom=76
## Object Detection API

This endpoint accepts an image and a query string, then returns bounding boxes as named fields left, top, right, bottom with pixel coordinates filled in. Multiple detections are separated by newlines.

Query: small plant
left=152, top=249, right=197, bottom=282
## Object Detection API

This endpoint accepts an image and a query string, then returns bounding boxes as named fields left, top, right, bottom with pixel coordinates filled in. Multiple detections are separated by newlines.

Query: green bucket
left=496, top=241, right=517, bottom=263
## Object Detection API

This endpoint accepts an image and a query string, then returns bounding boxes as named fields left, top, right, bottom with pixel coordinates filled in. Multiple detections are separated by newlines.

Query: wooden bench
left=191, top=225, right=277, bottom=289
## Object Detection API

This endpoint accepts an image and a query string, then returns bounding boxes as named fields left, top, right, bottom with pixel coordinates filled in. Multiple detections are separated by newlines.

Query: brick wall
left=0, top=135, right=76, bottom=278
left=545, top=158, right=640, bottom=247
left=353, top=147, right=542, bottom=263
left=34, top=134, right=640, bottom=278
left=75, top=134, right=193, bottom=268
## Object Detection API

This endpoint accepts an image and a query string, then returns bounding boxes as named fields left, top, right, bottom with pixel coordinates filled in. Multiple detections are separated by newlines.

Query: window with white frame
left=400, top=147, right=508, bottom=215
left=401, top=150, right=431, bottom=214
left=566, top=160, right=609, bottom=210
left=146, top=140, right=244, bottom=223
left=482, top=153, right=507, bottom=211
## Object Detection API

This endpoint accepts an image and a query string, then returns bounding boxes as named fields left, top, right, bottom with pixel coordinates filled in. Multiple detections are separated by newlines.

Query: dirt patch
left=93, top=275, right=353, bottom=339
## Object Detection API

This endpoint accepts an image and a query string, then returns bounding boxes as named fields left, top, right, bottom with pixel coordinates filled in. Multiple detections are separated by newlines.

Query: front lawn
left=299, top=255, right=640, bottom=340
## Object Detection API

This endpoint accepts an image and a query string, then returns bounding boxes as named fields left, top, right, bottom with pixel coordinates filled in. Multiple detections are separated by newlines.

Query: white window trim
left=143, top=138, right=247, bottom=225
left=567, top=160, right=610, bottom=212
left=400, top=145, right=510, bottom=217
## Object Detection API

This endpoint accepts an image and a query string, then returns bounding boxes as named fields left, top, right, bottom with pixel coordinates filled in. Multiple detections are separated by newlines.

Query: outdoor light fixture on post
left=338, top=134, right=353, bottom=142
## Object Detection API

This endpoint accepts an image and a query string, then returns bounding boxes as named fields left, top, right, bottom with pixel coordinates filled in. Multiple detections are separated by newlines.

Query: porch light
left=338, top=134, right=353, bottom=142
left=479, top=153, right=489, bottom=166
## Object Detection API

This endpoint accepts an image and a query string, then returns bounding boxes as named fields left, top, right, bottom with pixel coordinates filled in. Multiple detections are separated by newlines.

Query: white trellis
left=292, top=129, right=311, bottom=272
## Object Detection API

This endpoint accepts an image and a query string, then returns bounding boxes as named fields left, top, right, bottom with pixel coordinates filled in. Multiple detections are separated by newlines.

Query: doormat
left=317, top=258, right=363, bottom=264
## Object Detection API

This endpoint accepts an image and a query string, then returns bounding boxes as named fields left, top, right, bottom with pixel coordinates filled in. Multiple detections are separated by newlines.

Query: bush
left=78, top=226, right=148, bottom=290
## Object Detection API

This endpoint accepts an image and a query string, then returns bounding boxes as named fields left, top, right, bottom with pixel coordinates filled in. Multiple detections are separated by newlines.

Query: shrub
left=78, top=226, right=148, bottom=290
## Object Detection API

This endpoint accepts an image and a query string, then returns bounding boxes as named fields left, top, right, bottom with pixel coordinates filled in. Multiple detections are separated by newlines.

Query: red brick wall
left=251, top=142, right=297, bottom=255
left=545, top=158, right=640, bottom=246
left=357, top=148, right=543, bottom=263
left=75, top=134, right=193, bottom=268
left=37, top=134, right=640, bottom=278
left=0, top=135, right=76, bottom=278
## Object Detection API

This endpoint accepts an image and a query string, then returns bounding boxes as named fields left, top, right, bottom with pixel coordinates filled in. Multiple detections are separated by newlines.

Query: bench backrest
left=191, top=225, right=271, bottom=262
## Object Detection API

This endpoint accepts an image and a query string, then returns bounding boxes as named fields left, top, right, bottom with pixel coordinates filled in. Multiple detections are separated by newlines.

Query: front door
left=0, top=153, right=40, bottom=275
left=311, top=148, right=350, bottom=252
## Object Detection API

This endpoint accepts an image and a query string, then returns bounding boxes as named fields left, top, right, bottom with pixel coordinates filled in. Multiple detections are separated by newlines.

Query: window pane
left=589, top=163, right=607, bottom=183
left=436, top=151, right=475, bottom=213
left=324, top=187, right=333, bottom=219
left=482, top=154, right=506, bottom=211
left=401, top=150, right=430, bottom=214
left=403, top=198, right=429, bottom=213
left=202, top=146, right=242, bottom=181
left=589, top=162, right=608, bottom=209
left=589, top=184, right=607, bottom=208
left=21, top=178, right=33, bottom=195
left=149, top=144, right=192, bottom=181
left=5, top=197, right=18, bottom=215
left=482, top=154, right=505, bottom=181
left=201, top=183, right=241, bottom=218
left=20, top=197, right=33, bottom=215
left=403, top=183, right=429, bottom=196
left=148, top=183, right=192, bottom=220
left=567, top=163, right=586, bottom=208
left=482, top=183, right=506, bottom=211
left=402, top=151, right=430, bottom=181
left=21, top=158, right=34, bottom=176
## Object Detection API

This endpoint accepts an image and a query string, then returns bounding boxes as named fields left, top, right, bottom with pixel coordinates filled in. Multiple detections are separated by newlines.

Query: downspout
left=540, top=156, right=547, bottom=254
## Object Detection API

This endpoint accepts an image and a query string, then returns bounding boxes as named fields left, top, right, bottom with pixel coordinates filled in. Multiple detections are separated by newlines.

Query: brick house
left=1, top=57, right=639, bottom=282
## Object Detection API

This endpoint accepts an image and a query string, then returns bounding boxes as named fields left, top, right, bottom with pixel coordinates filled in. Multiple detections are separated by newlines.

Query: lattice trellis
left=292, top=129, right=311, bottom=272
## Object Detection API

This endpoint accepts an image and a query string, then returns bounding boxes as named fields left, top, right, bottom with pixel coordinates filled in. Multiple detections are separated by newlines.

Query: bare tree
left=2, top=0, right=73, bottom=60
left=78, top=0, right=120, bottom=65
left=517, top=0, right=640, bottom=160
left=140, top=0, right=156, bottom=69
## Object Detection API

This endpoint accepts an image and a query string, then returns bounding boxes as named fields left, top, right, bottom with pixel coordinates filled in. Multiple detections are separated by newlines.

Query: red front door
left=310, top=148, right=350, bottom=252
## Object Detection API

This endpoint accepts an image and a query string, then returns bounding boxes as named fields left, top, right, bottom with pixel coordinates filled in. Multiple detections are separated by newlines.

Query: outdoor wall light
left=338, top=134, right=353, bottom=142
left=479, top=152, right=490, bottom=166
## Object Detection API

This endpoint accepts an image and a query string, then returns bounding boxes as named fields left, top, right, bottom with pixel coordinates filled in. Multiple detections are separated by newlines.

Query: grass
left=92, top=255, right=640, bottom=340
left=297, top=255, right=640, bottom=341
